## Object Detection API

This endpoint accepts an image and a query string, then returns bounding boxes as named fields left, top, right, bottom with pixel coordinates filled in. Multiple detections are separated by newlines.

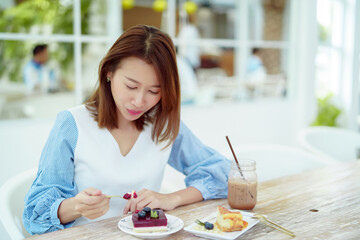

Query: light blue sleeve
left=168, top=121, right=231, bottom=200
left=23, top=110, right=78, bottom=235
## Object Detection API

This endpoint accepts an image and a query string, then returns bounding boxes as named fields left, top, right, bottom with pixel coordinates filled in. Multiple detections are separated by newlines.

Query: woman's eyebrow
left=125, top=76, right=160, bottom=88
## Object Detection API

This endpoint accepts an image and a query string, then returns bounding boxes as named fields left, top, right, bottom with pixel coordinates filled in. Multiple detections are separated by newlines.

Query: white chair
left=159, top=165, right=186, bottom=194
left=224, top=144, right=328, bottom=182
left=0, top=168, right=37, bottom=240
left=297, top=126, right=360, bottom=163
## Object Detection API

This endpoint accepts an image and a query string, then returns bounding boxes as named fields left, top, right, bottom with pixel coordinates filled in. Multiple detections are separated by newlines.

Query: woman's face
left=108, top=57, right=161, bottom=123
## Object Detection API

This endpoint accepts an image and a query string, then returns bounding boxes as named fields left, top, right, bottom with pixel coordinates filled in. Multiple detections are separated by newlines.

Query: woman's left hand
left=122, top=188, right=180, bottom=214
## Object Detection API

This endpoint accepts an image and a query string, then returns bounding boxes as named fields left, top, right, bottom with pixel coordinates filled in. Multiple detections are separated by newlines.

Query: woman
left=23, top=25, right=230, bottom=235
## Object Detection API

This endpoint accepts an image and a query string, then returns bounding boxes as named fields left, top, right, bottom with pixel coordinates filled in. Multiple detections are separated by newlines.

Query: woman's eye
left=126, top=85, right=136, bottom=90
left=149, top=90, right=160, bottom=95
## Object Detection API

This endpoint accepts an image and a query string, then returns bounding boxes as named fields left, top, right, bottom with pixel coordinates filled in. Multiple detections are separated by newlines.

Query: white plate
left=184, top=210, right=259, bottom=240
left=118, top=214, right=184, bottom=239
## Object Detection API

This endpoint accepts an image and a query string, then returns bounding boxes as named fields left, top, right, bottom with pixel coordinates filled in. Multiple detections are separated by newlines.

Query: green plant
left=318, top=24, right=330, bottom=43
left=311, top=93, right=341, bottom=127
left=0, top=0, right=92, bottom=83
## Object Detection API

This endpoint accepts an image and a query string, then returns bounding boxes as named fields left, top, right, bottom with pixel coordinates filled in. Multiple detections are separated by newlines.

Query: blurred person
left=245, top=48, right=267, bottom=97
left=177, top=54, right=198, bottom=104
left=247, top=48, right=264, bottom=74
left=23, top=44, right=58, bottom=95
left=23, top=25, right=230, bottom=235
left=178, top=14, right=201, bottom=70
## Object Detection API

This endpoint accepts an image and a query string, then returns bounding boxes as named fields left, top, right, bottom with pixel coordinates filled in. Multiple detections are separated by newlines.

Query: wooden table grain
left=27, top=161, right=360, bottom=239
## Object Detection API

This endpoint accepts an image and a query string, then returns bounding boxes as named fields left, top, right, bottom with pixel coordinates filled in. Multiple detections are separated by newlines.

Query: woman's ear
left=106, top=72, right=113, bottom=82
left=107, top=72, right=113, bottom=79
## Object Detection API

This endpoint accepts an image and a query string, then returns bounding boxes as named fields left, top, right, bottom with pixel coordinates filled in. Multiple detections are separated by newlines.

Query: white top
left=70, top=105, right=171, bottom=225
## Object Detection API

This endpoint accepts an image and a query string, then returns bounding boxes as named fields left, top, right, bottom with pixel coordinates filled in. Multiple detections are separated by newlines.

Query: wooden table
left=27, top=161, right=360, bottom=239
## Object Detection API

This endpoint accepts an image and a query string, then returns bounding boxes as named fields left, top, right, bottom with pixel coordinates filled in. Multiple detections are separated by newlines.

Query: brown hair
left=86, top=25, right=180, bottom=147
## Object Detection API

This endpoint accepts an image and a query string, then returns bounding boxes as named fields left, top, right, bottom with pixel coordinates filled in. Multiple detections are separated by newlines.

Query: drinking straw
left=226, top=136, right=244, bottom=178
left=226, top=136, right=254, bottom=199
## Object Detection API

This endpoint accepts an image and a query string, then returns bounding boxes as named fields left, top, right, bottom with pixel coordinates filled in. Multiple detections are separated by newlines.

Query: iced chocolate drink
left=228, top=177, right=257, bottom=210
left=227, top=160, right=257, bottom=210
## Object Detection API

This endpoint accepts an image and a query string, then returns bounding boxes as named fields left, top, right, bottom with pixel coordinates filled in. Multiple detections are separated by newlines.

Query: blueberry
left=138, top=211, right=146, bottom=218
left=143, top=207, right=151, bottom=213
left=204, top=222, right=214, bottom=230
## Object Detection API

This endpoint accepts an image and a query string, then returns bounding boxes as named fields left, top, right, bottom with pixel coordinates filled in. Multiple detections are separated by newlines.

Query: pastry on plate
left=215, top=206, right=248, bottom=232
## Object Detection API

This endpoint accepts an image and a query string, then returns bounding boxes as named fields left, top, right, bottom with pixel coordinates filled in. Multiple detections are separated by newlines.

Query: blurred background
left=0, top=0, right=359, bottom=239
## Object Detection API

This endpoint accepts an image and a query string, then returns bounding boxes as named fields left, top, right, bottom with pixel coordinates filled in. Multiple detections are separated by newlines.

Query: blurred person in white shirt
left=246, top=48, right=266, bottom=79
left=177, top=54, right=198, bottom=104
left=23, top=44, right=58, bottom=95
left=245, top=48, right=267, bottom=96
left=178, top=14, right=200, bottom=70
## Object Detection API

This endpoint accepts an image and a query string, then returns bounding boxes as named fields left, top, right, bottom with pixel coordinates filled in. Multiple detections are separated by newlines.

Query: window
left=174, top=0, right=290, bottom=104
left=316, top=0, right=360, bottom=129
left=0, top=0, right=309, bottom=120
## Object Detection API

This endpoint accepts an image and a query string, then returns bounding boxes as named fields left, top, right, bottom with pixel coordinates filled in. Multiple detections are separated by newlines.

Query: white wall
left=181, top=100, right=297, bottom=156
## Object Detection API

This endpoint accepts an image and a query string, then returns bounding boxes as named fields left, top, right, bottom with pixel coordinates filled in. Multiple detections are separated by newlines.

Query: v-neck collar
left=106, top=127, right=144, bottom=158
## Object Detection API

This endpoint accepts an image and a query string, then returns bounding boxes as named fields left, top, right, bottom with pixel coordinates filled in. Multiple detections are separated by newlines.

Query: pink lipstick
left=127, top=109, right=143, bottom=116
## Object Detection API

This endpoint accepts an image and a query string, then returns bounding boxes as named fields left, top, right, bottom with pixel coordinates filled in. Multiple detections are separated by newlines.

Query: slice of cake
left=215, top=206, right=248, bottom=232
left=132, top=208, right=168, bottom=233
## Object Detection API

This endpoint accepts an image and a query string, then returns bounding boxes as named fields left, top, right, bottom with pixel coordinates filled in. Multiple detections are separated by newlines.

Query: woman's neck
left=116, top=110, right=135, bottom=131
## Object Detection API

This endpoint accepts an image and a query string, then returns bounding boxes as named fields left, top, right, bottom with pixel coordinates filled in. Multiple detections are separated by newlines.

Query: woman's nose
left=132, top=91, right=145, bottom=107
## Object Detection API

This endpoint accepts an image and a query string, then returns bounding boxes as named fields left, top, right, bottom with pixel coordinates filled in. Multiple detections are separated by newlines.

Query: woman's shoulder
left=66, top=104, right=93, bottom=122
left=53, top=105, right=91, bottom=130
left=178, top=120, right=191, bottom=135
left=65, top=104, right=99, bottom=132
left=53, top=105, right=86, bottom=123
left=49, top=109, right=78, bottom=142
left=68, top=104, right=87, bottom=115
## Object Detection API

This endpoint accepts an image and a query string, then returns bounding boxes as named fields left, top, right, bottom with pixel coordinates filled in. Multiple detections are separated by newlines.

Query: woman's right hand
left=74, top=187, right=110, bottom=219
left=58, top=187, right=110, bottom=224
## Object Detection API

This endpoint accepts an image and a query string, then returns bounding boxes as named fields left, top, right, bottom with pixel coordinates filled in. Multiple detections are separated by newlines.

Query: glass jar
left=227, top=159, right=257, bottom=210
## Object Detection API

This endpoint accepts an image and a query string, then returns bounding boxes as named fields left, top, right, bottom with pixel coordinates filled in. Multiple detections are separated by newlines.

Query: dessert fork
left=105, top=195, right=124, bottom=198
left=253, top=214, right=295, bottom=237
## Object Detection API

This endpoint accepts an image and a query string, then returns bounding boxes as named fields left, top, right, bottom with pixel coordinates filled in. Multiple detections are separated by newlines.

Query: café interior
left=0, top=0, right=359, bottom=239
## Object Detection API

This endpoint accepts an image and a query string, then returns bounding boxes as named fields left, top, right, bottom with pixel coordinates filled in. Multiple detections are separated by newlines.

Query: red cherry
left=123, top=193, right=131, bottom=199
left=133, top=191, right=138, bottom=198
